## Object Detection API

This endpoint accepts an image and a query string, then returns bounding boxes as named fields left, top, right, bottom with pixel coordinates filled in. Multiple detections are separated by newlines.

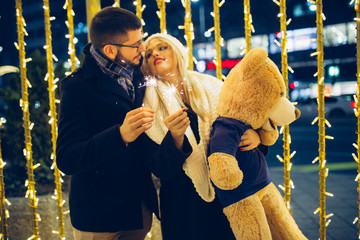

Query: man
left=56, top=6, right=158, bottom=240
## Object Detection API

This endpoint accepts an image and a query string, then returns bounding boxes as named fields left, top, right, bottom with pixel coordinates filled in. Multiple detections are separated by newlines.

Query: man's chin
left=133, top=55, right=143, bottom=67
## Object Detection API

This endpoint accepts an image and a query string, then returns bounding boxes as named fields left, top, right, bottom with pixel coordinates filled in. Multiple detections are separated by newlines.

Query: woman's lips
left=154, top=58, right=165, bottom=65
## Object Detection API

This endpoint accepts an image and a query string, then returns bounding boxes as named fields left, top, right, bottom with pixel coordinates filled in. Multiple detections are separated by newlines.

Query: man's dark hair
left=90, top=7, right=141, bottom=50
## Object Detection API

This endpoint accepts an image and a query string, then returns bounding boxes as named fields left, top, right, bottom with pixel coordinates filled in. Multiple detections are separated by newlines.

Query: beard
left=115, top=52, right=143, bottom=68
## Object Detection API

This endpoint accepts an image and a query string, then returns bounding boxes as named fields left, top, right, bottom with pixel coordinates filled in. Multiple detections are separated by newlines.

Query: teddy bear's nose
left=295, top=108, right=301, bottom=119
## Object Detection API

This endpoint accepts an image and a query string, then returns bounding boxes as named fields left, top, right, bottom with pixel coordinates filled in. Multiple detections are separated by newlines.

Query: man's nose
left=138, top=42, right=146, bottom=53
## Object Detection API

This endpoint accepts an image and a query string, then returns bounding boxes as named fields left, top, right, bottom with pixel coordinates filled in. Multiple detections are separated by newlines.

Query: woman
left=141, top=33, right=260, bottom=240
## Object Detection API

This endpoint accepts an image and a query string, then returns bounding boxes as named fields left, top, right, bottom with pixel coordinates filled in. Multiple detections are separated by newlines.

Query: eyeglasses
left=105, top=40, right=143, bottom=52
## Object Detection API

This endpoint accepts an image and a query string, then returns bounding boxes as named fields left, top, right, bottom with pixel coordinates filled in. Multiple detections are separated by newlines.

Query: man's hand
left=164, top=108, right=190, bottom=149
left=120, top=107, right=154, bottom=144
left=239, top=129, right=260, bottom=151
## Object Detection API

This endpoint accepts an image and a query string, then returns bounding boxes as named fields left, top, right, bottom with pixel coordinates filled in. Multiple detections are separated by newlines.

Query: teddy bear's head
left=218, top=48, right=300, bottom=133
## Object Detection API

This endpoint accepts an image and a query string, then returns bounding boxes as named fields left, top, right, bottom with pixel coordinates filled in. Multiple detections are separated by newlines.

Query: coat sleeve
left=142, top=131, right=192, bottom=181
left=56, top=75, right=129, bottom=175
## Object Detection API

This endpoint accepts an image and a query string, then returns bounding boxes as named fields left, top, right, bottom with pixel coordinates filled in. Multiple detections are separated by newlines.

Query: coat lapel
left=81, top=53, right=146, bottom=107
left=82, top=56, right=138, bottom=105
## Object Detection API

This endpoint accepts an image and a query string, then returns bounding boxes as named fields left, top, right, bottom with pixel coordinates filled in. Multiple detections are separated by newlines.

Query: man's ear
left=102, top=45, right=117, bottom=61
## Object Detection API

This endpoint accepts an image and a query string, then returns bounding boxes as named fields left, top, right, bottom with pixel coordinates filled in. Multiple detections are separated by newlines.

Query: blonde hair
left=142, top=33, right=209, bottom=120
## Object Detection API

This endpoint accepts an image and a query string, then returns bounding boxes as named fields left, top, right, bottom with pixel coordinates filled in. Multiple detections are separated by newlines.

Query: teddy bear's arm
left=208, top=152, right=243, bottom=190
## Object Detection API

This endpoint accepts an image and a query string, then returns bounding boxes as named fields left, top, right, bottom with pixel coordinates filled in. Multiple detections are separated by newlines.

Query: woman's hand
left=164, top=108, right=190, bottom=149
left=239, top=129, right=260, bottom=151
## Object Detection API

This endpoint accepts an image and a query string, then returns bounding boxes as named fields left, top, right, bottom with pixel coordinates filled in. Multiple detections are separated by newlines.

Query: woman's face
left=144, top=38, right=177, bottom=78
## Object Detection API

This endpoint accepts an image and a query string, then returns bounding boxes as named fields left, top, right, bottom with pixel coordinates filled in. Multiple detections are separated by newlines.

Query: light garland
left=156, top=0, right=169, bottom=34
left=243, top=0, right=252, bottom=54
left=308, top=0, right=333, bottom=239
left=63, top=0, right=79, bottom=74
left=43, top=0, right=66, bottom=239
left=113, top=0, right=120, bottom=7
left=0, top=121, right=8, bottom=240
left=133, top=0, right=147, bottom=38
left=273, top=0, right=295, bottom=213
left=180, top=0, right=194, bottom=70
left=15, top=0, right=40, bottom=239
left=212, top=0, right=225, bottom=81
left=352, top=0, right=360, bottom=238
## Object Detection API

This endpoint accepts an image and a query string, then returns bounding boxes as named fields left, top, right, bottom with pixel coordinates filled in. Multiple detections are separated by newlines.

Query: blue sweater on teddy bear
left=209, top=117, right=271, bottom=207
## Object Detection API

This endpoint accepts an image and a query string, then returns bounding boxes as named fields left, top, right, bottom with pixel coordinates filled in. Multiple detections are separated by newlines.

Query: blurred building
left=192, top=0, right=356, bottom=102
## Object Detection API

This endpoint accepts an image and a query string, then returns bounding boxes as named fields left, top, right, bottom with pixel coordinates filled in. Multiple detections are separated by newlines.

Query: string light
left=354, top=0, right=360, bottom=238
left=244, top=0, right=253, bottom=53
left=213, top=0, right=224, bottom=81
left=179, top=0, right=194, bottom=70
left=156, top=0, right=169, bottom=34
left=309, top=0, right=329, bottom=238
left=134, top=0, right=147, bottom=37
left=273, top=0, right=296, bottom=213
left=113, top=0, right=120, bottom=7
left=43, top=0, right=66, bottom=238
left=15, top=0, right=41, bottom=238
left=0, top=119, right=8, bottom=239
left=63, top=0, right=79, bottom=72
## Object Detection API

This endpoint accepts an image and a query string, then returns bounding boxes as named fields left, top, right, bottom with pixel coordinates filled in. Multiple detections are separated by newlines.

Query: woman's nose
left=152, top=49, right=160, bottom=56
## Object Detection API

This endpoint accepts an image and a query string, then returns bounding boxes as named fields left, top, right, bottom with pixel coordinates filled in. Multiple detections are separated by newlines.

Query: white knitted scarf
left=143, top=71, right=222, bottom=202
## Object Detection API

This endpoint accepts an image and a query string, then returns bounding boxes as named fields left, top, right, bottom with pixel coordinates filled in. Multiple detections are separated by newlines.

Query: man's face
left=114, top=29, right=144, bottom=66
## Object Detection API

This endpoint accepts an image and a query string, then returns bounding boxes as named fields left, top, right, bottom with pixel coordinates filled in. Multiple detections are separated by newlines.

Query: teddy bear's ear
left=240, top=48, right=269, bottom=78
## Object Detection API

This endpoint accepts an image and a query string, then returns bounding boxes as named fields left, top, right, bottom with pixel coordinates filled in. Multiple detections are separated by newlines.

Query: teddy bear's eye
left=280, top=92, right=284, bottom=97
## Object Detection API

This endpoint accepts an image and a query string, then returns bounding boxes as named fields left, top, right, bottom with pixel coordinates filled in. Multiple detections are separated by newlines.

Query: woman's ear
left=102, top=45, right=117, bottom=61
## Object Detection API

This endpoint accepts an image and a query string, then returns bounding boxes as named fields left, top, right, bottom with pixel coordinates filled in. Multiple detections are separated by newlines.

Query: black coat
left=56, top=44, right=158, bottom=232
left=146, top=112, right=236, bottom=240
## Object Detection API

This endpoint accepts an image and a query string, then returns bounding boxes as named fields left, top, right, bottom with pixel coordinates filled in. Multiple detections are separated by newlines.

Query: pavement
left=269, top=165, right=359, bottom=240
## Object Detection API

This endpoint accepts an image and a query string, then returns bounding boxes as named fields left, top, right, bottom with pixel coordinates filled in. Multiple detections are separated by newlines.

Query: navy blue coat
left=56, top=44, right=158, bottom=232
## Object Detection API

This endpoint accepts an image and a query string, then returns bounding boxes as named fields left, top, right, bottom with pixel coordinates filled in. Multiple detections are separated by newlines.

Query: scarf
left=143, top=71, right=222, bottom=202
left=90, top=45, right=135, bottom=101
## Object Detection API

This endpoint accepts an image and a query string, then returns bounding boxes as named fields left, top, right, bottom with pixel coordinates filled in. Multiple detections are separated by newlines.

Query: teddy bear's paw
left=257, top=127, right=279, bottom=146
left=208, top=152, right=243, bottom=190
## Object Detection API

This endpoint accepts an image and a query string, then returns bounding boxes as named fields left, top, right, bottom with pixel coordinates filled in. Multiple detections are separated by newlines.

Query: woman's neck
left=159, top=71, right=179, bottom=84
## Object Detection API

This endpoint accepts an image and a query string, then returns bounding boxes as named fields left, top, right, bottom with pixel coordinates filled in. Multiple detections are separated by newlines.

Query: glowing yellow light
left=355, top=173, right=360, bottom=182
left=325, top=168, right=329, bottom=178
left=314, top=207, right=320, bottom=214
left=311, top=51, right=319, bottom=56
left=213, top=0, right=225, bottom=80
left=311, top=117, right=319, bottom=125
left=321, top=160, right=326, bottom=169
left=325, top=219, right=331, bottom=227
left=278, top=184, right=285, bottom=191
left=33, top=163, right=41, bottom=169
left=273, top=0, right=280, bottom=6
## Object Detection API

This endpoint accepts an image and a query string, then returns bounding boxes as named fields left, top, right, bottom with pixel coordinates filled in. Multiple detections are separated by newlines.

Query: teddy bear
left=208, top=48, right=307, bottom=240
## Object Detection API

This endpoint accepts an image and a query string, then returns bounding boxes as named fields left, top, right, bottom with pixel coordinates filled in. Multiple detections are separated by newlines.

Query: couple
left=56, top=6, right=261, bottom=240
